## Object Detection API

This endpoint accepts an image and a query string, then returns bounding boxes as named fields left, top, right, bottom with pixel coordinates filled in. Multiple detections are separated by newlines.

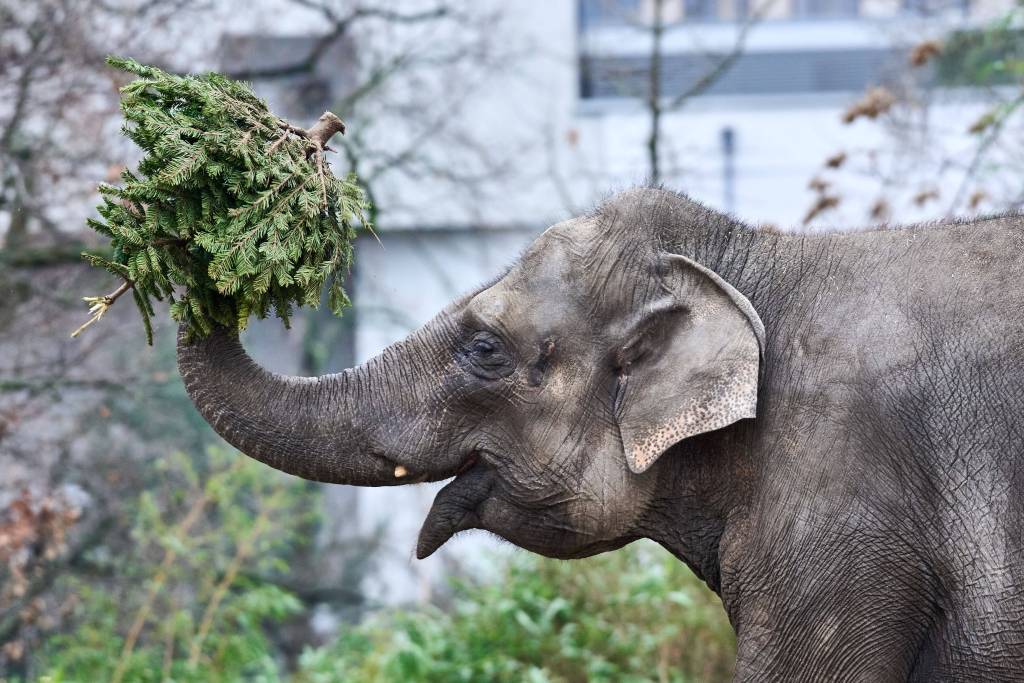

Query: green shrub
left=34, top=448, right=312, bottom=683
left=296, top=541, right=735, bottom=683
left=29, top=447, right=734, bottom=683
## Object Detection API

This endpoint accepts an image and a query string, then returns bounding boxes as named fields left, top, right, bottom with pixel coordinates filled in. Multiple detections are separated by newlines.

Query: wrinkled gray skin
left=179, top=188, right=1024, bottom=681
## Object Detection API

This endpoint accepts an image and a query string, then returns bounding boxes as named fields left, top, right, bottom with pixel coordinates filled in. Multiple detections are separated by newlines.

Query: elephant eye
left=472, top=339, right=495, bottom=355
left=460, top=332, right=514, bottom=380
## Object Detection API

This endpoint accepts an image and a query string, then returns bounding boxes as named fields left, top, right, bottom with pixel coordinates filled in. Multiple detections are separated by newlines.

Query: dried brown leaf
left=808, top=176, right=830, bottom=193
left=842, top=87, right=896, bottom=124
left=803, top=195, right=840, bottom=225
left=825, top=151, right=848, bottom=169
left=870, top=198, right=891, bottom=222
left=909, top=40, right=942, bottom=67
left=968, top=190, right=988, bottom=210
left=913, top=188, right=940, bottom=207
left=968, top=111, right=997, bottom=135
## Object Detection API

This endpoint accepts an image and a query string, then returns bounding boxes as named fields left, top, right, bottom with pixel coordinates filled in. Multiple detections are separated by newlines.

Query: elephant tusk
left=394, top=465, right=408, bottom=478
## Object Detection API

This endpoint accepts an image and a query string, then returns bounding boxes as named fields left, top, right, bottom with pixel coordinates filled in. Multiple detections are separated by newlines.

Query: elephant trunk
left=176, top=325, right=400, bottom=486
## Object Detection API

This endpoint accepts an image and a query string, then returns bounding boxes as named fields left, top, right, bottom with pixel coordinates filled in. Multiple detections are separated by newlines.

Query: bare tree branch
left=643, top=0, right=769, bottom=183
left=665, top=12, right=763, bottom=111
left=226, top=3, right=449, bottom=81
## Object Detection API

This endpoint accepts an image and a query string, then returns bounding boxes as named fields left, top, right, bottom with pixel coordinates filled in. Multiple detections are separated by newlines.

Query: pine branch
left=75, top=57, right=370, bottom=344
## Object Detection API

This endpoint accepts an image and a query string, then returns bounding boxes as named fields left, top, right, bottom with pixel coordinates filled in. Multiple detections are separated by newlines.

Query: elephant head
left=178, top=188, right=764, bottom=561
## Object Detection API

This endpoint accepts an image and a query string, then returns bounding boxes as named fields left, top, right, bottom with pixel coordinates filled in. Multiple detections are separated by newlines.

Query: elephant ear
left=615, top=253, right=765, bottom=474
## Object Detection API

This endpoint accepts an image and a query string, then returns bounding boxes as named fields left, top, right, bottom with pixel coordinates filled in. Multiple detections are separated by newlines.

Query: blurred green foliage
left=33, top=448, right=313, bottom=683
left=934, top=5, right=1024, bottom=142
left=298, top=542, right=735, bottom=683
left=936, top=10, right=1024, bottom=87
left=27, top=446, right=734, bottom=683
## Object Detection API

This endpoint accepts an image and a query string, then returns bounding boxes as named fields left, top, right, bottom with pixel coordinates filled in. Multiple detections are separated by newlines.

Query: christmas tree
left=74, top=56, right=371, bottom=344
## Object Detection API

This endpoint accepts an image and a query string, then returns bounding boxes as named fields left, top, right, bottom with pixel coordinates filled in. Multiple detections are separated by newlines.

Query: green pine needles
left=75, top=56, right=371, bottom=344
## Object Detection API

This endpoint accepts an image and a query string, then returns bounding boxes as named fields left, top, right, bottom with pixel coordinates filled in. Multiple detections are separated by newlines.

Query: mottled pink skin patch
left=625, top=364, right=758, bottom=473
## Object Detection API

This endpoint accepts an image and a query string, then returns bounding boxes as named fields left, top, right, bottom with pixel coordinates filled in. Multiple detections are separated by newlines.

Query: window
left=684, top=0, right=719, bottom=20
left=579, top=48, right=905, bottom=100
left=579, top=0, right=875, bottom=23
left=580, top=0, right=714, bottom=25
left=579, top=0, right=642, bottom=29
left=792, top=0, right=860, bottom=18
left=576, top=0, right=942, bottom=102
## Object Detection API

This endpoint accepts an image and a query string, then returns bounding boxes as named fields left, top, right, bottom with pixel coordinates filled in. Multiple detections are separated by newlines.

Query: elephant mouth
left=383, top=449, right=479, bottom=484
left=453, top=451, right=480, bottom=476
left=415, top=451, right=493, bottom=559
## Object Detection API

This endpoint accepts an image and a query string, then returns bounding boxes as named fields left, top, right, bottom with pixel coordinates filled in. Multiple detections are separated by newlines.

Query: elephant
left=178, top=187, right=1024, bottom=681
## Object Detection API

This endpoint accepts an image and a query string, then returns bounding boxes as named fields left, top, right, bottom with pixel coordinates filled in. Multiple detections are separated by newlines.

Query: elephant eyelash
left=472, top=339, right=496, bottom=354
left=458, top=331, right=516, bottom=380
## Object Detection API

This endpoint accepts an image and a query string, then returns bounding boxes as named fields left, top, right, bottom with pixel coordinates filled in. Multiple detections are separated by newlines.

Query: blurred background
left=1, top=0, right=1022, bottom=680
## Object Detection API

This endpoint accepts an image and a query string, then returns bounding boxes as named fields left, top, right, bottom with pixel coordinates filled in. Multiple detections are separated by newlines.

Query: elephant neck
left=637, top=422, right=758, bottom=596
left=640, top=207, right=845, bottom=596
left=662, top=209, right=861, bottom=374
